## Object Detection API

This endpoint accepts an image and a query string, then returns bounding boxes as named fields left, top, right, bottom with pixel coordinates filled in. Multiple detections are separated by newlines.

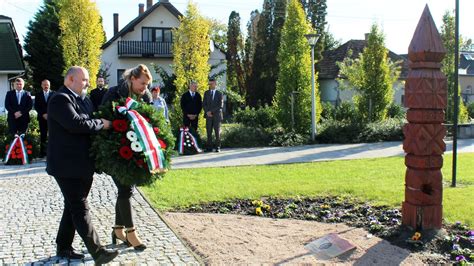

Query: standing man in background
left=89, top=77, right=107, bottom=112
left=180, top=81, right=202, bottom=131
left=34, top=79, right=54, bottom=157
left=203, top=78, right=223, bottom=152
left=4, top=78, right=33, bottom=135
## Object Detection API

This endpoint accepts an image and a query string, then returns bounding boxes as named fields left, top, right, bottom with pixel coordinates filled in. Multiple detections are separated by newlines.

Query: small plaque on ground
left=305, top=233, right=356, bottom=259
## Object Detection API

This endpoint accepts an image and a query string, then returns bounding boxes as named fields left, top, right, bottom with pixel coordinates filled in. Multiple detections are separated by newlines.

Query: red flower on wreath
left=153, top=127, right=160, bottom=134
left=158, top=139, right=167, bottom=149
left=112, top=119, right=128, bottom=132
left=27, top=145, right=32, bottom=149
left=27, top=150, right=32, bottom=155
left=119, top=146, right=133, bottom=160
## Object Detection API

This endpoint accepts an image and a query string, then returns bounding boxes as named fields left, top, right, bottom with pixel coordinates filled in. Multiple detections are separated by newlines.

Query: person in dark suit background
left=47, top=66, right=118, bottom=264
left=34, top=79, right=54, bottom=157
left=89, top=77, right=107, bottom=112
left=4, top=78, right=33, bottom=135
left=180, top=81, right=202, bottom=131
left=203, top=78, right=224, bottom=152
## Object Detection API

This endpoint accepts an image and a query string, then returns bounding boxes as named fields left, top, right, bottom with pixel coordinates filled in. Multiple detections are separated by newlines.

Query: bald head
left=64, top=66, right=89, bottom=95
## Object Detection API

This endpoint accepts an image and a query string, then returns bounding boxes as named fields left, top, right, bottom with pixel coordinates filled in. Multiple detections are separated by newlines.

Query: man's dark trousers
left=54, top=176, right=101, bottom=255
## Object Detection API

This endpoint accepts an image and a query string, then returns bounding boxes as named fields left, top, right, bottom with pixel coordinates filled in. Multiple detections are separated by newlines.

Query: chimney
left=147, top=0, right=153, bottom=9
left=139, top=3, right=145, bottom=15
left=113, top=13, right=119, bottom=35
left=364, top=33, right=369, bottom=41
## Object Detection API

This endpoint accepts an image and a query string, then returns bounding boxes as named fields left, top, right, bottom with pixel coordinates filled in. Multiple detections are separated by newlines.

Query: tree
left=172, top=2, right=210, bottom=131
left=248, top=0, right=287, bottom=107
left=24, top=0, right=65, bottom=91
left=207, top=18, right=227, bottom=52
left=58, top=0, right=104, bottom=89
left=440, top=11, right=469, bottom=123
left=275, top=0, right=320, bottom=133
left=337, top=23, right=400, bottom=122
left=227, top=11, right=245, bottom=98
left=243, top=10, right=260, bottom=104
left=300, top=0, right=327, bottom=62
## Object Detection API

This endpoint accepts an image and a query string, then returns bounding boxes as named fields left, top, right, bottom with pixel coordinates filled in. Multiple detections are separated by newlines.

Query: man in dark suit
left=203, top=78, right=224, bottom=152
left=89, top=77, right=107, bottom=112
left=34, top=79, right=54, bottom=157
left=180, top=81, right=202, bottom=131
left=4, top=78, right=33, bottom=135
left=47, top=66, right=118, bottom=264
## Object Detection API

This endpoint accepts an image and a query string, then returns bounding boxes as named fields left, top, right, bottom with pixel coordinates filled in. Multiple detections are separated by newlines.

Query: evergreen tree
left=337, top=24, right=400, bottom=122
left=243, top=10, right=260, bottom=105
left=172, top=2, right=210, bottom=131
left=300, top=0, right=327, bottom=62
left=275, top=0, right=320, bottom=133
left=248, top=0, right=287, bottom=107
left=24, top=0, right=65, bottom=91
left=227, top=11, right=245, bottom=98
left=440, top=11, right=469, bottom=123
left=58, top=0, right=104, bottom=89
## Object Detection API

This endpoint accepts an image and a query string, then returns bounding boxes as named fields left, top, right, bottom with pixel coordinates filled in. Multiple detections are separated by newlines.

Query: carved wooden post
left=402, top=5, right=447, bottom=230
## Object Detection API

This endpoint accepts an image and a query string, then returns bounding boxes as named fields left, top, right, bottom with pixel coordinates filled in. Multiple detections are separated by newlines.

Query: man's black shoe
left=215, top=147, right=220, bottom=152
left=94, top=248, right=119, bottom=264
left=56, top=248, right=85, bottom=259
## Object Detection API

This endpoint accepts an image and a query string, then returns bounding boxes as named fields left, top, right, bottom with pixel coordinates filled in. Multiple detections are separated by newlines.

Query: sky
left=1, top=0, right=474, bottom=55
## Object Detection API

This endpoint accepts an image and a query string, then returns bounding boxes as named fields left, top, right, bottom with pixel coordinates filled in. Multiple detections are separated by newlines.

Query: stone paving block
left=0, top=166, right=198, bottom=264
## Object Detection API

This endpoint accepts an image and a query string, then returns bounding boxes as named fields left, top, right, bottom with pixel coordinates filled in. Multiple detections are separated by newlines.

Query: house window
left=117, top=69, right=125, bottom=85
left=142, top=27, right=172, bottom=42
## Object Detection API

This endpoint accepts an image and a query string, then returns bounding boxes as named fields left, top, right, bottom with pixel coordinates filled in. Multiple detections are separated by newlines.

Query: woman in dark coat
left=100, top=64, right=152, bottom=250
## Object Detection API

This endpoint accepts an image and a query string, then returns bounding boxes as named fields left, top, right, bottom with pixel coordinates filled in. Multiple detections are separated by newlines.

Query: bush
left=316, top=119, right=364, bottom=144
left=220, top=123, right=271, bottom=148
left=316, top=118, right=405, bottom=144
left=334, top=101, right=360, bottom=122
left=358, top=118, right=405, bottom=142
left=321, top=102, right=335, bottom=120
left=387, top=102, right=406, bottom=119
left=233, top=105, right=278, bottom=129
left=468, top=102, right=474, bottom=119
left=269, top=127, right=307, bottom=147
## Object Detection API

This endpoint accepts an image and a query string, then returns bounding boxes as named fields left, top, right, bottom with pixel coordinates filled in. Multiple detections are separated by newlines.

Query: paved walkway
left=0, top=139, right=472, bottom=264
left=172, top=139, right=474, bottom=169
left=0, top=166, right=199, bottom=265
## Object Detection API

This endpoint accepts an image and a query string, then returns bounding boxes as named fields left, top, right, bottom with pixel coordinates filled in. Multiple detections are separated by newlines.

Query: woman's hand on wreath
left=101, top=119, right=111, bottom=130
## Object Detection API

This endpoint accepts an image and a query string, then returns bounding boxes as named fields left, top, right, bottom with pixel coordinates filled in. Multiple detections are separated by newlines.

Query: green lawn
left=141, top=153, right=474, bottom=225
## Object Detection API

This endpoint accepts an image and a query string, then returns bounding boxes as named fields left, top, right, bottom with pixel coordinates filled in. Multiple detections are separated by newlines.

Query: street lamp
left=305, top=33, right=320, bottom=141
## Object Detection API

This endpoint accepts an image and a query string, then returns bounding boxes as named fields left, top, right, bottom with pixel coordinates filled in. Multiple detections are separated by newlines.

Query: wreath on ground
left=3, top=133, right=40, bottom=165
left=91, top=98, right=175, bottom=186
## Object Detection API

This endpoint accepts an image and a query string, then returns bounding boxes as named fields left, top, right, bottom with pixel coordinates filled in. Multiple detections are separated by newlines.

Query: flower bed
left=179, top=196, right=473, bottom=264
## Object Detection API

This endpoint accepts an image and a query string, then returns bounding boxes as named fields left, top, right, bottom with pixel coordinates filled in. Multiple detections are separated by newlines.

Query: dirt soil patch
left=161, top=197, right=472, bottom=264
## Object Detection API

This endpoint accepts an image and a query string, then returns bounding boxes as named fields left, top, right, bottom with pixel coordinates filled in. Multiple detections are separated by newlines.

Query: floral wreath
left=3, top=134, right=39, bottom=165
left=91, top=97, right=175, bottom=186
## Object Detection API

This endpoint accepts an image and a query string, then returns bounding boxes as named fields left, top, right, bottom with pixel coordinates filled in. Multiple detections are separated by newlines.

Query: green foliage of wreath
left=91, top=99, right=175, bottom=186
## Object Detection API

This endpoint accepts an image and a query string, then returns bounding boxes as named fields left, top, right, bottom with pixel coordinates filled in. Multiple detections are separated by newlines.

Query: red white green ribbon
left=178, top=126, right=202, bottom=154
left=117, top=97, right=166, bottom=173
left=4, top=134, right=29, bottom=164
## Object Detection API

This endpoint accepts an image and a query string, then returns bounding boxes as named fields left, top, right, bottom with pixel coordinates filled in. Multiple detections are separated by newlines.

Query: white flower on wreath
left=126, top=131, right=138, bottom=142
left=131, top=141, right=143, bottom=152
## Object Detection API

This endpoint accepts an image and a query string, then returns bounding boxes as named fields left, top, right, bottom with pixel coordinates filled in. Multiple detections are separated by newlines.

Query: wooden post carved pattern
left=402, top=5, right=447, bottom=230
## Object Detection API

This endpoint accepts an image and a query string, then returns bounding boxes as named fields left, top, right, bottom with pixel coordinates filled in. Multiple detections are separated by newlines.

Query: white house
left=316, top=39, right=408, bottom=107
left=101, top=0, right=226, bottom=89
left=0, top=15, right=25, bottom=114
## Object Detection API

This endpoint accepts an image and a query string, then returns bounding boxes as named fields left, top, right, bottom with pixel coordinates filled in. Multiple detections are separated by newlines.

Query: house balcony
left=117, top=41, right=173, bottom=58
